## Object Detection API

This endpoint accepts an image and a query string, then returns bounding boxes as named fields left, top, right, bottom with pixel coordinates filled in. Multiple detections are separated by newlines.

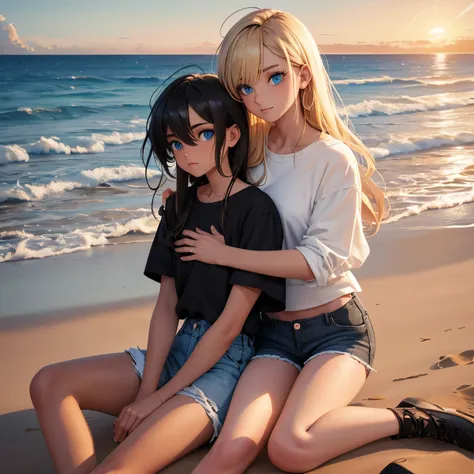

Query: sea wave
left=370, top=131, right=474, bottom=158
left=0, top=180, right=83, bottom=203
left=21, top=131, right=145, bottom=155
left=0, top=145, right=29, bottom=165
left=81, top=164, right=159, bottom=183
left=0, top=105, right=101, bottom=121
left=0, top=213, right=159, bottom=262
left=384, top=189, right=474, bottom=224
left=345, top=90, right=474, bottom=118
left=334, top=75, right=474, bottom=87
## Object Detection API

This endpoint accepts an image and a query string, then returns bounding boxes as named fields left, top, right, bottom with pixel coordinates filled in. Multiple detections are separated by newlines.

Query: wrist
left=151, top=387, right=168, bottom=406
left=137, top=381, right=157, bottom=397
left=217, top=245, right=235, bottom=266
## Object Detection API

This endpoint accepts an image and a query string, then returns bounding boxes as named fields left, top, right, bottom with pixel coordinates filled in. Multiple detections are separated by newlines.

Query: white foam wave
left=0, top=214, right=159, bottom=262
left=385, top=189, right=474, bottom=224
left=334, top=75, right=397, bottom=85
left=334, top=75, right=474, bottom=86
left=26, top=136, right=104, bottom=154
left=346, top=90, right=474, bottom=118
left=0, top=180, right=83, bottom=203
left=0, top=145, right=29, bottom=165
left=92, top=131, right=145, bottom=145
left=17, top=107, right=62, bottom=115
left=81, top=165, right=160, bottom=183
left=23, top=131, right=145, bottom=156
left=130, top=118, right=147, bottom=125
left=370, top=131, right=474, bottom=158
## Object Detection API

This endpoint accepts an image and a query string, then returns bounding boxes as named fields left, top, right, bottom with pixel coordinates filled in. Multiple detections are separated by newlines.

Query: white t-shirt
left=249, top=135, right=370, bottom=311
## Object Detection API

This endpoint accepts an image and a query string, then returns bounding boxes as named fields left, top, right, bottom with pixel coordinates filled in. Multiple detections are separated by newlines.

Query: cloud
left=319, top=33, right=336, bottom=36
left=319, top=37, right=474, bottom=54
left=0, top=13, right=34, bottom=53
left=118, top=36, right=130, bottom=40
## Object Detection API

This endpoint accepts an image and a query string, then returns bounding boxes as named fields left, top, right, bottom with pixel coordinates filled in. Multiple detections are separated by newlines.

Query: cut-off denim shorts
left=253, top=293, right=376, bottom=373
left=125, top=318, right=253, bottom=442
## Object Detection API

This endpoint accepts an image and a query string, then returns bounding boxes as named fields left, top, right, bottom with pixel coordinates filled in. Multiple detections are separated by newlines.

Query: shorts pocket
left=225, top=335, right=254, bottom=368
left=327, top=300, right=366, bottom=329
left=225, top=335, right=245, bottom=365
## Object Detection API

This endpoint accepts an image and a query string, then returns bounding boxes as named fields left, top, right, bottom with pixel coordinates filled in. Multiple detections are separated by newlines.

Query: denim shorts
left=125, top=318, right=253, bottom=442
left=253, top=294, right=376, bottom=373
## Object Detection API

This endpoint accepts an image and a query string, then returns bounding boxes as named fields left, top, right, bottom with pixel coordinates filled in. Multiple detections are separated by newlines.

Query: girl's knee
left=30, top=365, right=57, bottom=403
left=193, top=437, right=259, bottom=474
left=268, top=430, right=326, bottom=473
left=30, top=363, right=71, bottom=405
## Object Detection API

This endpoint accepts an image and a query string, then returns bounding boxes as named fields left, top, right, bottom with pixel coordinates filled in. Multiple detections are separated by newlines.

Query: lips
left=260, top=107, right=273, bottom=112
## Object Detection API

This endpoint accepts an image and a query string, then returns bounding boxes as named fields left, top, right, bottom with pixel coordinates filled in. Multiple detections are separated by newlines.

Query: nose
left=252, top=91, right=262, bottom=106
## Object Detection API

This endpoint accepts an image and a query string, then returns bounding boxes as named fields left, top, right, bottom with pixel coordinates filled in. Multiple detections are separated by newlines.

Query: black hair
left=141, top=73, right=249, bottom=238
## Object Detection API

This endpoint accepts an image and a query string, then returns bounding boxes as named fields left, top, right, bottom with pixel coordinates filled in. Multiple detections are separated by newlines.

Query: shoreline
left=2, top=202, right=474, bottom=319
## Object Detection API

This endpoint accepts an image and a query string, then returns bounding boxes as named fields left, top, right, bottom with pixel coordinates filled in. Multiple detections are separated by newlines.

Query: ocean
left=1, top=53, right=473, bottom=263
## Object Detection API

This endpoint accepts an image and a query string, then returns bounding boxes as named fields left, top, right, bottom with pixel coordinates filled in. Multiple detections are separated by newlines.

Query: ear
left=299, top=64, right=312, bottom=90
left=226, top=124, right=241, bottom=148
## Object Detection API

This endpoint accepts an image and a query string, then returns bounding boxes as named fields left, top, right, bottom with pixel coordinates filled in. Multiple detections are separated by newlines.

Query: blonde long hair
left=217, top=8, right=385, bottom=233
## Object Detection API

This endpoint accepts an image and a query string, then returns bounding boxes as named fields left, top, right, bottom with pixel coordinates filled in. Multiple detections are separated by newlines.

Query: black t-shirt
left=144, top=185, right=286, bottom=337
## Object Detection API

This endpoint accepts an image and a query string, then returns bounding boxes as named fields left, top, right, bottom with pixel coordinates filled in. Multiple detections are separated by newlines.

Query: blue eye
left=170, top=140, right=183, bottom=151
left=239, top=85, right=253, bottom=96
left=199, top=129, right=214, bottom=141
left=270, top=73, right=284, bottom=85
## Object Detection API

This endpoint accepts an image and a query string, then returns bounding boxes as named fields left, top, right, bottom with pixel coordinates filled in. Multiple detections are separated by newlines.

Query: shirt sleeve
left=295, top=185, right=370, bottom=288
left=143, top=201, right=176, bottom=283
left=229, top=209, right=286, bottom=312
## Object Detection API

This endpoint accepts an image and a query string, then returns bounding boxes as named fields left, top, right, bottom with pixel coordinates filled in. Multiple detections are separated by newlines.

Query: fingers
left=175, top=246, right=195, bottom=254
left=181, top=230, right=200, bottom=239
left=180, top=255, right=196, bottom=262
left=210, top=225, right=222, bottom=235
left=195, top=227, right=211, bottom=235
left=114, top=410, right=132, bottom=443
left=174, top=237, right=195, bottom=247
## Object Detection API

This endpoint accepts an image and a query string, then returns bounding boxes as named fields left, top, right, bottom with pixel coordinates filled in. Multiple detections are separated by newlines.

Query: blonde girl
left=172, top=9, right=474, bottom=474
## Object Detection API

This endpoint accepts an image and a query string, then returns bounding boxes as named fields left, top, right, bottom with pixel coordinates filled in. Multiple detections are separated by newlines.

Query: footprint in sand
left=453, top=384, right=474, bottom=409
left=431, top=350, right=474, bottom=370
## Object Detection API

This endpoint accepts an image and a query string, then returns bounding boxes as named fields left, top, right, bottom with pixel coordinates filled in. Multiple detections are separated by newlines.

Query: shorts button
left=193, top=323, right=197, bottom=329
left=294, top=322, right=301, bottom=330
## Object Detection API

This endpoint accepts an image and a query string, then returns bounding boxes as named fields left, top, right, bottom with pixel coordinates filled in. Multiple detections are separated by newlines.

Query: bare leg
left=267, top=353, right=399, bottom=473
left=30, top=353, right=141, bottom=474
left=91, top=394, right=213, bottom=474
left=192, top=358, right=299, bottom=474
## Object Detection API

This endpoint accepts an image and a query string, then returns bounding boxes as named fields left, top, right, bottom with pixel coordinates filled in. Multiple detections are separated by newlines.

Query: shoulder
left=241, top=185, right=280, bottom=215
left=318, top=137, right=359, bottom=174
left=313, top=137, right=361, bottom=197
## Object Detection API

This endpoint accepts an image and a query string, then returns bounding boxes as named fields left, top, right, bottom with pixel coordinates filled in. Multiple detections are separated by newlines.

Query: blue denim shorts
left=125, top=318, right=253, bottom=442
left=253, top=294, right=376, bottom=373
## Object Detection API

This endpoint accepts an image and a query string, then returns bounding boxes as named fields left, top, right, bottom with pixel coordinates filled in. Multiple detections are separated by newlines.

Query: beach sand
left=1, top=211, right=474, bottom=473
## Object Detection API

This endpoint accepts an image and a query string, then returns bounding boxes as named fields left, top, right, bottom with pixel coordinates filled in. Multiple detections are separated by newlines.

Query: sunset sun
left=428, top=27, right=446, bottom=44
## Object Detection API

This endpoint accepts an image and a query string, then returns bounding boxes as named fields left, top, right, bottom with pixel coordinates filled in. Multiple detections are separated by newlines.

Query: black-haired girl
left=30, top=73, right=285, bottom=474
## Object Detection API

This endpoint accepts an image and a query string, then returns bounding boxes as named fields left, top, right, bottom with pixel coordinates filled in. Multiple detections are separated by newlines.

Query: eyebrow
left=262, top=64, right=279, bottom=72
left=166, top=122, right=209, bottom=138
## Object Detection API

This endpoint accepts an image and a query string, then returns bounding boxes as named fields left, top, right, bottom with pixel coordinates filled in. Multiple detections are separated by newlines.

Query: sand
left=1, top=219, right=473, bottom=473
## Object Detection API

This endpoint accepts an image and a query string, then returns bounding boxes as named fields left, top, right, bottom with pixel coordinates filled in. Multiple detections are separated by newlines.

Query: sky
left=1, top=0, right=474, bottom=54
